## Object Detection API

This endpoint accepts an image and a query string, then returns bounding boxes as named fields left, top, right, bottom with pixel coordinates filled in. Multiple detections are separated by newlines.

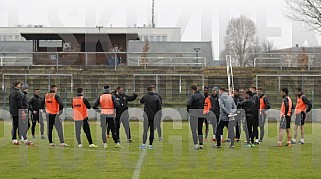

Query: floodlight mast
left=226, top=55, right=234, bottom=95
left=152, top=0, right=156, bottom=28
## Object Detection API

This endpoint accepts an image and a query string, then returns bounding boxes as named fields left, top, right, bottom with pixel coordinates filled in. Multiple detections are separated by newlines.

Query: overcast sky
left=0, top=0, right=320, bottom=59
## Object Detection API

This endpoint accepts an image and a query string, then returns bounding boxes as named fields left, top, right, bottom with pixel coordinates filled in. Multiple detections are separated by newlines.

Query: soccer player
left=19, top=84, right=32, bottom=145
left=257, top=88, right=271, bottom=143
left=238, top=91, right=256, bottom=147
left=277, top=88, right=293, bottom=147
left=292, top=87, right=312, bottom=144
left=140, top=86, right=162, bottom=149
left=9, top=81, right=23, bottom=145
left=210, top=87, right=220, bottom=141
left=203, top=87, right=210, bottom=141
left=214, top=87, right=237, bottom=148
left=187, top=85, right=205, bottom=150
left=93, top=85, right=122, bottom=149
left=250, top=86, right=260, bottom=144
left=233, top=88, right=244, bottom=142
left=29, top=88, right=45, bottom=139
left=41, top=85, right=69, bottom=147
left=72, top=88, right=98, bottom=148
left=114, top=86, right=138, bottom=143
left=151, top=85, right=163, bottom=141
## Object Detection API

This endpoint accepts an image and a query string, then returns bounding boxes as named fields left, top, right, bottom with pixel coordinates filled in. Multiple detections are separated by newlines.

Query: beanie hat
left=22, top=84, right=29, bottom=90
left=212, top=86, right=219, bottom=92
left=103, top=85, right=111, bottom=93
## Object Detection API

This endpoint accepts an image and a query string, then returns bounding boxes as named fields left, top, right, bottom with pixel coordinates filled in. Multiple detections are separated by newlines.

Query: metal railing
left=253, top=53, right=321, bottom=71
left=2, top=74, right=73, bottom=92
left=129, top=56, right=206, bottom=70
left=255, top=74, right=321, bottom=109
left=0, top=56, right=33, bottom=67
left=0, top=52, right=206, bottom=71
left=133, top=74, right=205, bottom=94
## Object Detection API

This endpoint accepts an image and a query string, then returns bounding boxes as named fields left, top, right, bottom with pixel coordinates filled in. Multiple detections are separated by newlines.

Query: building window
left=156, top=36, right=161, bottom=41
left=148, top=36, right=153, bottom=41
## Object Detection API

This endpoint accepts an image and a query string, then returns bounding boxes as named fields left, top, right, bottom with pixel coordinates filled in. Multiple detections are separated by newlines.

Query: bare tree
left=140, top=40, right=149, bottom=65
left=285, top=0, right=321, bottom=31
left=223, top=15, right=257, bottom=66
left=261, top=40, right=277, bottom=52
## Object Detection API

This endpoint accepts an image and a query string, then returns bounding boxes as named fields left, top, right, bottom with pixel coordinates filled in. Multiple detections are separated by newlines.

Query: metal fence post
left=70, top=76, right=73, bottom=92
left=312, top=89, right=315, bottom=109
left=155, top=75, right=159, bottom=91
left=114, top=52, right=117, bottom=71
left=133, top=75, right=136, bottom=92
left=172, top=58, right=176, bottom=70
left=95, top=88, right=98, bottom=121
left=3, top=89, right=6, bottom=110
left=48, top=75, right=51, bottom=92
left=278, top=76, right=281, bottom=91
left=56, top=52, right=59, bottom=70
left=85, top=53, right=88, bottom=69
left=64, top=88, right=67, bottom=120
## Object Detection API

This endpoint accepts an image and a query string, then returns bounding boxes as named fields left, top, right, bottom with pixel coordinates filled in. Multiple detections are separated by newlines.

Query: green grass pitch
left=0, top=120, right=321, bottom=179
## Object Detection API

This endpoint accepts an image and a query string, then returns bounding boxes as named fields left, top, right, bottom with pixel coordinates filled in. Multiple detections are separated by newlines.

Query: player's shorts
left=280, top=116, right=291, bottom=129
left=295, top=112, right=306, bottom=125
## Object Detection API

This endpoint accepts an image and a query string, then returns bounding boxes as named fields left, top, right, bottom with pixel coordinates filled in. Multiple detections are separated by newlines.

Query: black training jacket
left=29, top=94, right=43, bottom=112
left=140, top=92, right=162, bottom=120
left=114, top=93, right=138, bottom=115
left=238, top=97, right=256, bottom=117
left=9, top=87, right=23, bottom=116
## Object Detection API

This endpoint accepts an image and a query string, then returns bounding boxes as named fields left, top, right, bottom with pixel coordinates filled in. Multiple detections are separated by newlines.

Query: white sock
left=255, top=139, right=259, bottom=143
left=220, top=135, right=223, bottom=140
left=292, top=139, right=296, bottom=142
left=194, top=144, right=198, bottom=148
left=213, top=135, right=216, bottom=139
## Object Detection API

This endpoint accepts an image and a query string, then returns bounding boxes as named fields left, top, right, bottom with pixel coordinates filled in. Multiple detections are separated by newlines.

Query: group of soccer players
left=8, top=80, right=164, bottom=149
left=8, top=80, right=312, bottom=149
left=187, top=85, right=312, bottom=149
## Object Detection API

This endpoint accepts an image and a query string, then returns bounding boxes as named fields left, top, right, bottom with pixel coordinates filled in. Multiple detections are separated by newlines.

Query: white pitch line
left=133, top=150, right=147, bottom=179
